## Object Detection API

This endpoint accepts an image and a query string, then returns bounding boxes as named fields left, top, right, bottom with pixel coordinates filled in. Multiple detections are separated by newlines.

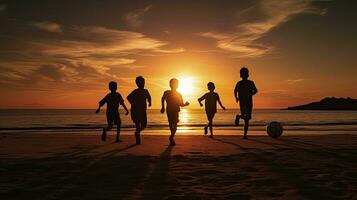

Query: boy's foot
left=101, top=128, right=107, bottom=141
left=135, top=134, right=141, bottom=145
left=169, top=137, right=176, bottom=146
left=204, top=126, right=208, bottom=135
left=235, top=115, right=240, bottom=126
left=115, top=139, right=121, bottom=143
left=243, top=135, right=248, bottom=139
left=209, top=135, right=214, bottom=139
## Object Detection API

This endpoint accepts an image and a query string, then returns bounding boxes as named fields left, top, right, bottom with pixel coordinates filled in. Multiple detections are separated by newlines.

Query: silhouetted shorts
left=106, top=112, right=121, bottom=128
left=131, top=109, right=147, bottom=127
left=240, top=105, right=252, bottom=120
left=205, top=110, right=216, bottom=121
left=167, top=111, right=179, bottom=124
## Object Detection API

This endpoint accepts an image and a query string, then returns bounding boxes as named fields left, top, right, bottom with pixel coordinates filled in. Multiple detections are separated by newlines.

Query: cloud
left=0, top=22, right=183, bottom=91
left=123, top=5, right=152, bottom=28
left=32, top=21, right=62, bottom=33
left=286, top=78, right=304, bottom=84
left=198, top=0, right=326, bottom=58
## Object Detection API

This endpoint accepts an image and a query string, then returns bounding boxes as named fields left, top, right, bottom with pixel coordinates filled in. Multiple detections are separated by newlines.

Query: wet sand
left=1, top=132, right=357, bottom=199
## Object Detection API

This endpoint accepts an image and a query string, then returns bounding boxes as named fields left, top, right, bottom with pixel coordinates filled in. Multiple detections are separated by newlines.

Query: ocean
left=1, top=109, right=357, bottom=135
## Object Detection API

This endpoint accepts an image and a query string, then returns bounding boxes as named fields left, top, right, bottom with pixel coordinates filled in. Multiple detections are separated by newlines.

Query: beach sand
left=1, top=132, right=357, bottom=199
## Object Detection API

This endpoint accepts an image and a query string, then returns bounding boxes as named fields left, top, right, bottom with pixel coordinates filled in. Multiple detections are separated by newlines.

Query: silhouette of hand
left=222, top=106, right=226, bottom=110
left=160, top=108, right=165, bottom=114
left=199, top=103, right=203, bottom=107
left=125, top=110, right=129, bottom=115
left=95, top=109, right=100, bottom=114
left=236, top=98, right=239, bottom=103
left=148, top=102, right=152, bottom=107
left=184, top=101, right=190, bottom=106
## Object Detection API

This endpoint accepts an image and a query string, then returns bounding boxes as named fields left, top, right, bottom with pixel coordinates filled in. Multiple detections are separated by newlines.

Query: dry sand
left=1, top=132, right=357, bottom=199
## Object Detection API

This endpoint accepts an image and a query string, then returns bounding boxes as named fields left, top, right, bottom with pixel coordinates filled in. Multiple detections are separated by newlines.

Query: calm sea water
left=1, top=109, right=357, bottom=135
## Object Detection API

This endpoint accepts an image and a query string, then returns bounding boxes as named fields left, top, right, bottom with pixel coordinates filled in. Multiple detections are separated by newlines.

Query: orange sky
left=0, top=0, right=356, bottom=109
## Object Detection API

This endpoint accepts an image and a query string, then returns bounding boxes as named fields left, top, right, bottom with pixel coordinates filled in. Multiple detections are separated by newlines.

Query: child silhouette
left=96, top=81, right=129, bottom=142
left=161, top=78, right=189, bottom=145
left=234, top=67, right=258, bottom=139
left=127, top=76, right=152, bottom=144
left=198, top=82, right=226, bottom=138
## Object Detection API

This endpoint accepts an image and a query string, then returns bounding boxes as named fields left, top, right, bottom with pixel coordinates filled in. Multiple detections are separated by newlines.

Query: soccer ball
left=266, top=121, right=283, bottom=138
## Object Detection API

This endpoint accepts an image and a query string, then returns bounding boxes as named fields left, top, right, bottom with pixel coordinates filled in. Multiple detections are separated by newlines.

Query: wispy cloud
left=32, top=21, right=62, bottom=33
left=198, top=0, right=326, bottom=58
left=286, top=78, right=304, bottom=84
left=123, top=5, right=152, bottom=28
left=0, top=21, right=183, bottom=91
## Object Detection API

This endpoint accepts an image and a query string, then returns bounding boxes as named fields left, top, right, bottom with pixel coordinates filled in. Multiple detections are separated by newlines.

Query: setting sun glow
left=178, top=77, right=194, bottom=96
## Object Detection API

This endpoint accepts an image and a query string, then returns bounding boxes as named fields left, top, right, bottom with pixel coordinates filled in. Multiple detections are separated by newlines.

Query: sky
left=0, top=0, right=356, bottom=109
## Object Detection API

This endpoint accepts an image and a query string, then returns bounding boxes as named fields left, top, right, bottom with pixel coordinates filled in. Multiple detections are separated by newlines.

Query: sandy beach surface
left=1, top=132, right=357, bottom=200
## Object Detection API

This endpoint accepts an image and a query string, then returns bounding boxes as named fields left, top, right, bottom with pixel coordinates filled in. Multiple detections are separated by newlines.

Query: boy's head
left=108, top=81, right=117, bottom=92
left=240, top=67, right=249, bottom=79
left=169, top=78, right=179, bottom=90
left=207, top=82, right=215, bottom=91
left=135, top=76, right=145, bottom=89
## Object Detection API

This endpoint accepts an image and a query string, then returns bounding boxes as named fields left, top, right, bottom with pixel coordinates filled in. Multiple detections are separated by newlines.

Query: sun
left=178, top=77, right=194, bottom=95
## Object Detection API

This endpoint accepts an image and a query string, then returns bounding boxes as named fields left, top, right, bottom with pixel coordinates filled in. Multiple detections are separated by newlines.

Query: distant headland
left=285, top=97, right=357, bottom=110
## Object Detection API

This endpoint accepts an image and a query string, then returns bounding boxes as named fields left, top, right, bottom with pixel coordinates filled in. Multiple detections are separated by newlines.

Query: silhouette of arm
left=217, top=94, right=226, bottom=110
left=160, top=92, right=166, bottom=113
left=252, top=82, right=258, bottom=96
left=147, top=90, right=152, bottom=107
left=198, top=94, right=205, bottom=107
left=96, top=95, right=107, bottom=113
left=126, top=91, right=134, bottom=104
left=119, top=95, right=129, bottom=115
left=121, top=102, right=129, bottom=115
left=234, top=83, right=239, bottom=102
left=180, top=94, right=189, bottom=107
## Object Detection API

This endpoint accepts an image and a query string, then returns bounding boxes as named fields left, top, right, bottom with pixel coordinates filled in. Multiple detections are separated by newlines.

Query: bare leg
left=204, top=123, right=208, bottom=135
left=135, top=123, right=141, bottom=144
left=243, top=119, right=249, bottom=139
left=102, top=124, right=112, bottom=142
left=169, top=122, right=176, bottom=145
left=209, top=120, right=213, bottom=138
left=116, top=124, right=120, bottom=142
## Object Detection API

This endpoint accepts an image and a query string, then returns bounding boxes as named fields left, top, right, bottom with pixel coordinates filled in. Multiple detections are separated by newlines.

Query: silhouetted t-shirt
left=99, top=92, right=124, bottom=114
left=235, top=80, right=257, bottom=107
left=162, top=90, right=183, bottom=113
left=127, top=88, right=151, bottom=111
left=198, top=92, right=220, bottom=113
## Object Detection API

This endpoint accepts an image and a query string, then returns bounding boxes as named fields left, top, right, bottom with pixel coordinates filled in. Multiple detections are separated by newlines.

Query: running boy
left=198, top=82, right=226, bottom=138
left=127, top=76, right=151, bottom=145
left=161, top=78, right=189, bottom=145
left=96, top=81, right=129, bottom=142
left=234, top=67, right=258, bottom=139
